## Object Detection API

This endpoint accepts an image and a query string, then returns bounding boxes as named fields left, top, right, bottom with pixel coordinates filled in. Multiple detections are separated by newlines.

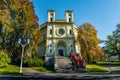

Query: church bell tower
left=65, top=10, right=74, bottom=22
left=48, top=10, right=56, bottom=22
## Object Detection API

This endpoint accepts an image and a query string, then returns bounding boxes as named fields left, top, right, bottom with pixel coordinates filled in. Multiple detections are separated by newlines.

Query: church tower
left=65, top=10, right=74, bottom=22
left=48, top=10, right=56, bottom=22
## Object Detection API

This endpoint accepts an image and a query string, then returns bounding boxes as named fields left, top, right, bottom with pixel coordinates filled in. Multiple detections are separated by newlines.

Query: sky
left=30, top=0, right=120, bottom=44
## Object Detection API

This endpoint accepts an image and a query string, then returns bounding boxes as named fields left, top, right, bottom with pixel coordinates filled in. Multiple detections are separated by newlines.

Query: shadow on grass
left=0, top=71, right=23, bottom=75
left=97, top=62, right=120, bottom=66
left=45, top=65, right=54, bottom=71
left=31, top=65, right=54, bottom=72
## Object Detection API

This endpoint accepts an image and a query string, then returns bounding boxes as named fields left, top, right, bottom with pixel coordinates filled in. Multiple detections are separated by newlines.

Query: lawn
left=0, top=64, right=21, bottom=74
left=32, top=64, right=109, bottom=72
left=86, top=64, right=109, bottom=72
left=97, top=62, right=120, bottom=66
left=96, top=62, right=120, bottom=69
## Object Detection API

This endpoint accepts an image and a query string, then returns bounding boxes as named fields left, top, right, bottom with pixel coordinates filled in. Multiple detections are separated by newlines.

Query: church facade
left=39, top=10, right=80, bottom=65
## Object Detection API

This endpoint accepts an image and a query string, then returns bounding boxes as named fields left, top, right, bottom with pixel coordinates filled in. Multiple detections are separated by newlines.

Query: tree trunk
left=87, top=53, right=90, bottom=64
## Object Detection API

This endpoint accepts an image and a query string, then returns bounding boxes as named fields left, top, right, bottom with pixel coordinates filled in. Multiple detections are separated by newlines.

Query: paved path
left=0, top=67, right=120, bottom=80
left=23, top=68, right=43, bottom=75
left=22, top=67, right=120, bottom=80
left=105, top=66, right=120, bottom=74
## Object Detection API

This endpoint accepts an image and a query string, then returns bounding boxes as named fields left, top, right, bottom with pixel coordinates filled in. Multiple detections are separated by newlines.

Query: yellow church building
left=39, top=10, right=80, bottom=66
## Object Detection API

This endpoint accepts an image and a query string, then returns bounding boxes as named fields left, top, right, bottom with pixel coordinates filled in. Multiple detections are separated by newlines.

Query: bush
left=23, top=57, right=44, bottom=67
left=0, top=50, right=11, bottom=67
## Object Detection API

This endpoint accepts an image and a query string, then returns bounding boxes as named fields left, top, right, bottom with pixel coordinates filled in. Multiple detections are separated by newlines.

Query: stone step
left=55, top=56, right=72, bottom=69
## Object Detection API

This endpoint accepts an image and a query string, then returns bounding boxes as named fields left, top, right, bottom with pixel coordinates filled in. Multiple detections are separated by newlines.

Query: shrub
left=0, top=50, right=11, bottom=67
left=23, top=57, right=44, bottom=67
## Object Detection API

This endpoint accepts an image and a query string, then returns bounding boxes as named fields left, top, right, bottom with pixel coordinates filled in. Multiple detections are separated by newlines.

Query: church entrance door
left=58, top=49, right=63, bottom=56
left=57, top=40, right=67, bottom=56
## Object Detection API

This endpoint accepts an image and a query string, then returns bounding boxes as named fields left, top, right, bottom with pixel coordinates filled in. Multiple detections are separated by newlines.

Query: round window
left=58, top=28, right=65, bottom=35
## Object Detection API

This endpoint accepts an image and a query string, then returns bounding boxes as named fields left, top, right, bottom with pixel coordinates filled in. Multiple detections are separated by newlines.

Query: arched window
left=50, top=29, right=52, bottom=34
left=69, top=18, right=71, bottom=22
left=50, top=17, right=53, bottom=22
left=70, top=29, right=72, bottom=35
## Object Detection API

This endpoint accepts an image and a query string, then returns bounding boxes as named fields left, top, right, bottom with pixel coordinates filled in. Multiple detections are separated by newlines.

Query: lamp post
left=18, top=38, right=30, bottom=73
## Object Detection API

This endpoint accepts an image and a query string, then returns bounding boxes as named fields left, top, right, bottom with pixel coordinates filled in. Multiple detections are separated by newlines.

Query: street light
left=18, top=38, right=30, bottom=73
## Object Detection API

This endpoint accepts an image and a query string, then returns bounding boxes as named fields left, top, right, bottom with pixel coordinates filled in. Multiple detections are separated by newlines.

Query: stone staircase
left=54, top=56, right=72, bottom=70
left=54, top=56, right=88, bottom=73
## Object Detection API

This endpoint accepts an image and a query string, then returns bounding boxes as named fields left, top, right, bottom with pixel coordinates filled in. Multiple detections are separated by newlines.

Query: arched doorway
left=56, top=40, right=67, bottom=56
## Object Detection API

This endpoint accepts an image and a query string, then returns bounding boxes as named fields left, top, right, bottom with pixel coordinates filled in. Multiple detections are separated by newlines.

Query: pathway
left=0, top=67, right=120, bottom=80
left=105, top=66, right=120, bottom=74
left=23, top=67, right=120, bottom=77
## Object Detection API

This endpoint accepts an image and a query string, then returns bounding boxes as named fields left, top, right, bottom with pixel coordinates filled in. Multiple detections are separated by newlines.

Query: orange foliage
left=5, top=0, right=42, bottom=56
left=78, top=23, right=102, bottom=63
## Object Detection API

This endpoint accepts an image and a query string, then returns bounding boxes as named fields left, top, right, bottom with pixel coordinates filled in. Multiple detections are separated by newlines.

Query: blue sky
left=30, top=0, right=120, bottom=42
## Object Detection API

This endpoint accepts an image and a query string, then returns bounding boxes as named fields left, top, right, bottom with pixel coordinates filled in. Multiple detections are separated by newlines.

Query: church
left=39, top=10, right=80, bottom=66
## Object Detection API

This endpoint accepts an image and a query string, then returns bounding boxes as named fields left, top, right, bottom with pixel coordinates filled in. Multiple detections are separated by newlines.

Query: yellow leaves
left=78, top=23, right=102, bottom=63
left=0, top=10, right=9, bottom=24
left=33, top=30, right=42, bottom=41
left=0, top=0, right=41, bottom=58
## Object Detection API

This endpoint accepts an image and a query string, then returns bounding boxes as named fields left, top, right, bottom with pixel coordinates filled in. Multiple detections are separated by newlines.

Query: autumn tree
left=78, top=23, right=102, bottom=63
left=0, top=0, right=12, bottom=49
left=104, top=24, right=120, bottom=61
left=0, top=0, right=41, bottom=63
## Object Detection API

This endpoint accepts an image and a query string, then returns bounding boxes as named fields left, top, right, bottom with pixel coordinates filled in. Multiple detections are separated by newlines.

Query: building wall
left=38, top=42, right=46, bottom=57
left=47, top=24, right=73, bottom=38
left=38, top=26, right=47, bottom=57
left=45, top=23, right=75, bottom=56
left=39, top=10, right=80, bottom=58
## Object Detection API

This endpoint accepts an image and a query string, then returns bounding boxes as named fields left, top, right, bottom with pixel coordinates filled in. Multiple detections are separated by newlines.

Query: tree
left=104, top=24, right=120, bottom=61
left=78, top=23, right=102, bottom=63
left=0, top=0, right=42, bottom=63
left=0, top=0, right=13, bottom=50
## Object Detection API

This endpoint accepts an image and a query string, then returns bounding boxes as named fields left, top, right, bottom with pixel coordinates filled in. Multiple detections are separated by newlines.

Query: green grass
left=86, top=64, right=109, bottom=72
left=31, top=66, right=52, bottom=72
left=97, top=62, right=120, bottom=66
left=118, top=66, right=120, bottom=68
left=96, top=62, right=120, bottom=70
left=0, top=64, right=22, bottom=74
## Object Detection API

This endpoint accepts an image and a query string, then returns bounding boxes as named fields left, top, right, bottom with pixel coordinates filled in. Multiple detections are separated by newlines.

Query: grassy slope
left=97, top=62, right=120, bottom=66
left=0, top=65, right=21, bottom=74
left=86, top=64, right=109, bottom=72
